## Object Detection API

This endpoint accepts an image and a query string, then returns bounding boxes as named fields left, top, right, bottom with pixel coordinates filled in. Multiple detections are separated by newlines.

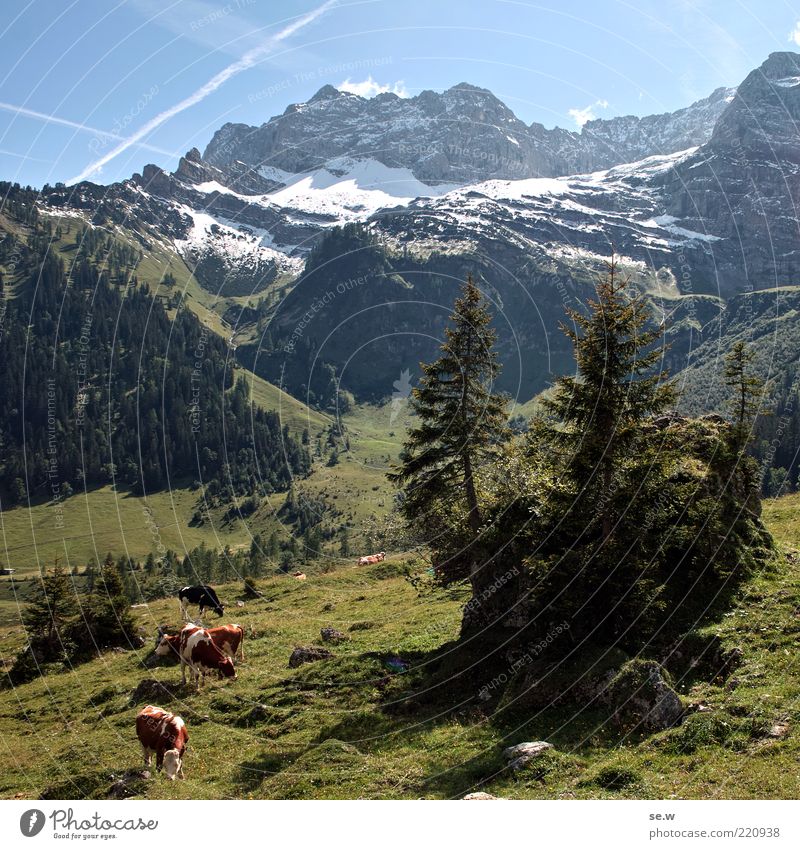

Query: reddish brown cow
left=156, top=624, right=244, bottom=662
left=135, top=705, right=188, bottom=780
left=178, top=624, right=236, bottom=688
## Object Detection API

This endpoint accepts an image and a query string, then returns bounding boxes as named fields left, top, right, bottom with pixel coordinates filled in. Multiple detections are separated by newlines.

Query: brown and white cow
left=357, top=551, right=386, bottom=566
left=178, top=623, right=236, bottom=688
left=135, top=705, right=188, bottom=780
left=156, top=624, right=245, bottom=662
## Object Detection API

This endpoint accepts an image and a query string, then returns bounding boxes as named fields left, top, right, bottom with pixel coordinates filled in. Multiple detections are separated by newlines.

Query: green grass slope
left=0, top=401, right=403, bottom=584
left=0, top=497, right=798, bottom=800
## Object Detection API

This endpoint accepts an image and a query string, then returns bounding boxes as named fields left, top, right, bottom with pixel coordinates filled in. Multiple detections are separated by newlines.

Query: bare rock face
left=502, top=741, right=554, bottom=771
left=288, top=646, right=332, bottom=668
left=203, top=82, right=730, bottom=184
left=662, top=52, right=800, bottom=295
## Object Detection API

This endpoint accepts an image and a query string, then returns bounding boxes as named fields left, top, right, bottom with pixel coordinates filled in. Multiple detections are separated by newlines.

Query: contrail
left=68, top=0, right=338, bottom=184
left=0, top=101, right=174, bottom=156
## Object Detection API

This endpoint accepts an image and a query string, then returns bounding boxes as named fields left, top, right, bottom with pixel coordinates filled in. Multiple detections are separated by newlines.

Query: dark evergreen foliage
left=0, top=186, right=310, bottom=505
left=390, top=275, right=509, bottom=582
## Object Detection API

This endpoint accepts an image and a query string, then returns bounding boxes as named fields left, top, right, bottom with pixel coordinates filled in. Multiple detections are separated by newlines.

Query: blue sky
left=2, top=0, right=799, bottom=187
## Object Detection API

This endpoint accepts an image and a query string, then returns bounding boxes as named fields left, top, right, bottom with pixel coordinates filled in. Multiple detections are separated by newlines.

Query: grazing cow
left=357, top=551, right=386, bottom=566
left=156, top=623, right=245, bottom=662
left=178, top=585, right=224, bottom=621
left=135, top=705, right=188, bottom=780
left=178, top=623, right=236, bottom=688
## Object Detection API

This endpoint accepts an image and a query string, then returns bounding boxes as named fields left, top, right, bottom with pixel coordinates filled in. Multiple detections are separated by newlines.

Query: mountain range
left=21, top=51, right=800, bottom=421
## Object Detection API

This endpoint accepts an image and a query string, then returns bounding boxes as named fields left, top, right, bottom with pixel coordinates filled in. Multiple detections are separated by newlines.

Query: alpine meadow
left=2, top=2, right=800, bottom=835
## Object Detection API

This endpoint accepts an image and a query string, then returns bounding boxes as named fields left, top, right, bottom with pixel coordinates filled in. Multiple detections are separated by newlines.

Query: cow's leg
left=180, top=657, right=187, bottom=685
left=180, top=600, right=188, bottom=621
left=142, top=746, right=151, bottom=768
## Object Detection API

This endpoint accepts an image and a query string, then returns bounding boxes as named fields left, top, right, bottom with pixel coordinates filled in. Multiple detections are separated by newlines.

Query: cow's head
left=163, top=748, right=183, bottom=780
left=219, top=656, right=236, bottom=679
left=213, top=602, right=225, bottom=617
left=154, top=633, right=179, bottom=657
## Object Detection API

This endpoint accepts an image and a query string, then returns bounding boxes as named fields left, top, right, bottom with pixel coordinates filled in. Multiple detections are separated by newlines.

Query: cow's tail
left=238, top=625, right=245, bottom=661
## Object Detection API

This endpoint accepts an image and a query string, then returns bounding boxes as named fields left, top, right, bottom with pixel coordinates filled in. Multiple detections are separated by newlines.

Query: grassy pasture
left=0, top=497, right=798, bottom=800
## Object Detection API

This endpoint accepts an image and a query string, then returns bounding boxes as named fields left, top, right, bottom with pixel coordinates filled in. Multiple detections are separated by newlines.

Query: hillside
left=0, top=400, right=404, bottom=587
left=0, top=495, right=797, bottom=800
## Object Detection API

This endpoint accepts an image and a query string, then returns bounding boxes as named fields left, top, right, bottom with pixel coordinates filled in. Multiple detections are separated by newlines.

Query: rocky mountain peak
left=710, top=50, right=800, bottom=158
left=200, top=75, right=739, bottom=185
left=309, top=83, right=346, bottom=103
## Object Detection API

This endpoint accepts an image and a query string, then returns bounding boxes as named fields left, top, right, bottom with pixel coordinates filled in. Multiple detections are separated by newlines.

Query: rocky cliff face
left=202, top=82, right=733, bottom=185
left=660, top=52, right=800, bottom=294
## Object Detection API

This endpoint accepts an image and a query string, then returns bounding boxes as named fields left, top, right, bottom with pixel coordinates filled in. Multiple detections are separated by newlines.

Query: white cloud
left=789, top=21, right=800, bottom=46
left=568, top=98, right=609, bottom=128
left=68, top=0, right=338, bottom=184
left=337, top=75, right=409, bottom=98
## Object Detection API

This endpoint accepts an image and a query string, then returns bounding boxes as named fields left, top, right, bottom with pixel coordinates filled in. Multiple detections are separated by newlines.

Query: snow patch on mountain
left=263, top=157, right=459, bottom=221
left=175, top=206, right=303, bottom=275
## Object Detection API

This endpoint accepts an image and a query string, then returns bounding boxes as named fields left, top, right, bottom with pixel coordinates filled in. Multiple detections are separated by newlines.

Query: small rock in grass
left=320, top=627, right=349, bottom=643
left=503, top=741, right=553, bottom=770
left=463, top=792, right=500, bottom=800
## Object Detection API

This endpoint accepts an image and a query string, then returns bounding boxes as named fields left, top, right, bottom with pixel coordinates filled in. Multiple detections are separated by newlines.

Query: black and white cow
left=178, top=585, right=224, bottom=621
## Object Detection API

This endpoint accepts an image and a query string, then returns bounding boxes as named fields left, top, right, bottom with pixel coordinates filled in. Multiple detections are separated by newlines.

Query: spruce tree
left=724, top=340, right=765, bottom=453
left=390, top=275, right=508, bottom=544
left=82, top=560, right=136, bottom=652
left=540, top=256, right=675, bottom=540
left=23, top=564, right=78, bottom=646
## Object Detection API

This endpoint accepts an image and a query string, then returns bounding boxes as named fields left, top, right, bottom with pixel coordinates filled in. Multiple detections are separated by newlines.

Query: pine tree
left=540, top=256, right=675, bottom=540
left=390, top=276, right=509, bottom=541
left=23, top=564, right=78, bottom=645
left=724, top=340, right=765, bottom=453
left=83, top=560, right=136, bottom=650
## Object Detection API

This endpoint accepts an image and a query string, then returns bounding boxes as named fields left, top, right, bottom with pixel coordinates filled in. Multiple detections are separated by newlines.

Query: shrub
left=582, top=762, right=641, bottom=790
